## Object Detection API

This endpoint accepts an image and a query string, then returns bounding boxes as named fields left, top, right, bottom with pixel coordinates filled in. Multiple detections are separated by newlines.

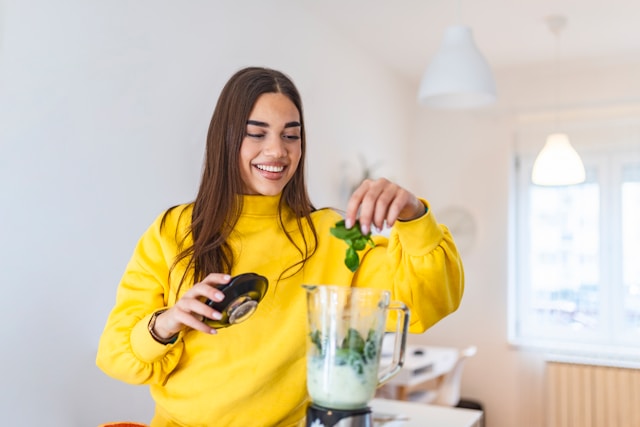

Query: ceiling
left=301, top=0, right=640, bottom=84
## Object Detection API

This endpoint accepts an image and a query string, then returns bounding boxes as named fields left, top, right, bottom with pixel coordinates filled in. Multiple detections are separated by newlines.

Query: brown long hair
left=164, top=67, right=318, bottom=295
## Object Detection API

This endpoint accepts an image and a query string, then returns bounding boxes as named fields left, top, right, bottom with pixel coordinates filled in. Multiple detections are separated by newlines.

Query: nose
left=263, top=135, right=287, bottom=158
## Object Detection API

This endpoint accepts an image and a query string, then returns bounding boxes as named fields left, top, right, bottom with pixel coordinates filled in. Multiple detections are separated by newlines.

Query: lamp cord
left=553, top=28, right=559, bottom=131
left=546, top=15, right=567, bottom=133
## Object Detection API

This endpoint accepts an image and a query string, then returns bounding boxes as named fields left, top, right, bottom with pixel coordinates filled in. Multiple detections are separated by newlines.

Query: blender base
left=306, top=403, right=372, bottom=427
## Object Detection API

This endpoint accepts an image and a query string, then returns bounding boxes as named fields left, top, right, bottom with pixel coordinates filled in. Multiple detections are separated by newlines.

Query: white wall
left=0, top=1, right=414, bottom=425
left=409, top=59, right=640, bottom=427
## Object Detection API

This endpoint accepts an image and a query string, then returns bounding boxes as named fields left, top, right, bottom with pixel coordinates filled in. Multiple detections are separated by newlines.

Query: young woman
left=97, top=67, right=464, bottom=427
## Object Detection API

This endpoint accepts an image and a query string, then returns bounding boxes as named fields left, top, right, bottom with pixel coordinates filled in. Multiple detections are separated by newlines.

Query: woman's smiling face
left=239, top=92, right=302, bottom=196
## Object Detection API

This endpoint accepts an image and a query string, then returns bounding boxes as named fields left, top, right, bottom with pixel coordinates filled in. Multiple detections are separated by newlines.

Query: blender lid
left=203, top=272, right=268, bottom=328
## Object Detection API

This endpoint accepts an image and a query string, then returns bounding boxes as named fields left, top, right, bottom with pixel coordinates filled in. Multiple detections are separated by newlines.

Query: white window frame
left=509, top=114, right=640, bottom=367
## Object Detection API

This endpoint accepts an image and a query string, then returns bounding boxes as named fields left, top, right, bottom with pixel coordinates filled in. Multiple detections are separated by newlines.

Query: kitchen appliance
left=304, top=285, right=409, bottom=426
left=203, top=272, right=268, bottom=328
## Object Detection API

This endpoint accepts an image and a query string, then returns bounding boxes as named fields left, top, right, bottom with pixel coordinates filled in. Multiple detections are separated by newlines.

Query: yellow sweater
left=96, top=194, right=463, bottom=427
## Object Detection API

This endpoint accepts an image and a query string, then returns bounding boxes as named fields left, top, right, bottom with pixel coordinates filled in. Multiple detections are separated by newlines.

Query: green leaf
left=347, top=351, right=365, bottom=375
left=341, top=328, right=366, bottom=354
left=330, top=219, right=375, bottom=272
left=309, top=330, right=324, bottom=355
left=310, top=328, right=381, bottom=377
left=363, top=329, right=379, bottom=362
left=345, top=247, right=360, bottom=272
left=351, top=237, right=367, bottom=251
left=333, top=348, right=366, bottom=375
left=363, top=339, right=377, bottom=362
left=330, top=220, right=364, bottom=241
left=334, top=348, right=352, bottom=366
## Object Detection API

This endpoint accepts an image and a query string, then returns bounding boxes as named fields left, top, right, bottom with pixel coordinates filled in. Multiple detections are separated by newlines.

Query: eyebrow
left=246, top=120, right=301, bottom=129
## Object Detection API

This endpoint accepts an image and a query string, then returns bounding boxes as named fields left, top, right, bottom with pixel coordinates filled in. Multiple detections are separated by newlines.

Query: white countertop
left=371, top=398, right=483, bottom=427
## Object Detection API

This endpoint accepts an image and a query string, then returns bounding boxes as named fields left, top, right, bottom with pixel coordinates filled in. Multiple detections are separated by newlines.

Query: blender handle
left=377, top=301, right=410, bottom=386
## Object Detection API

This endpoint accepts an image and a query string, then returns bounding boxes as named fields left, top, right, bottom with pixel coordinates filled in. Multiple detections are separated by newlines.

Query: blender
left=303, top=285, right=409, bottom=427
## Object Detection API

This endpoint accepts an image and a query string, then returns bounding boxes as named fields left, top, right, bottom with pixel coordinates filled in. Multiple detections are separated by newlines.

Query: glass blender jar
left=304, top=285, right=409, bottom=426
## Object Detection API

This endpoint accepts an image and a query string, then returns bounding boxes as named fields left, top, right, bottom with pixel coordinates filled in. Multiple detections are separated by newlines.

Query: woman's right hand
left=152, top=273, right=230, bottom=338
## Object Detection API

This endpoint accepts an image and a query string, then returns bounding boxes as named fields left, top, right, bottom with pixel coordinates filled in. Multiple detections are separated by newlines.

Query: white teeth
left=256, top=164, right=284, bottom=173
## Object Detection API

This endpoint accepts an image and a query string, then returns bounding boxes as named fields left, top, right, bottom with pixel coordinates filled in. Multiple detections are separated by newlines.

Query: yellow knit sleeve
left=96, top=207, right=189, bottom=385
left=354, top=199, right=465, bottom=333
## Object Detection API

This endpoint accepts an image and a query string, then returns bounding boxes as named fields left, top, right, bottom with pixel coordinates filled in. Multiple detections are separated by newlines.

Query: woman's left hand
left=345, top=178, right=425, bottom=235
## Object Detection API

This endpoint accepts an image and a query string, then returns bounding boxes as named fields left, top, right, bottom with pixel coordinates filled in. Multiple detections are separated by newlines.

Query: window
left=511, top=120, right=640, bottom=362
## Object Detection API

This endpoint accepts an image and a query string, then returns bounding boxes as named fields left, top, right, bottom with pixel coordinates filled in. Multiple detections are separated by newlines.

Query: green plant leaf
left=309, top=330, right=323, bottom=354
left=310, top=328, right=381, bottom=377
left=351, top=237, right=367, bottom=251
left=341, top=328, right=366, bottom=354
left=345, top=247, right=359, bottom=272
left=330, top=219, right=375, bottom=272
left=330, top=220, right=363, bottom=241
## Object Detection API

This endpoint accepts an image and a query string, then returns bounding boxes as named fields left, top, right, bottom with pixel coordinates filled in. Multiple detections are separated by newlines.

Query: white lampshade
left=418, top=25, right=497, bottom=109
left=531, top=133, right=586, bottom=186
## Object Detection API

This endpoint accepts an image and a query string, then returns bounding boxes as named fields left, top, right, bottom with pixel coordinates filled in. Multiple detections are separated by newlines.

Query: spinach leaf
left=330, top=219, right=375, bottom=272
left=309, top=330, right=326, bottom=356
left=310, top=328, right=381, bottom=377
left=341, top=328, right=366, bottom=354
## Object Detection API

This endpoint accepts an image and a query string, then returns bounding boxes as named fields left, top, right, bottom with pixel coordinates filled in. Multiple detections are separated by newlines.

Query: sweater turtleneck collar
left=238, top=194, right=282, bottom=217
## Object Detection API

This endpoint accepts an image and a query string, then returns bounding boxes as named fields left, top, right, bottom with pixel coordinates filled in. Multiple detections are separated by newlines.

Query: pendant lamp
left=531, top=15, right=586, bottom=186
left=418, top=25, right=496, bottom=109
left=531, top=133, right=586, bottom=185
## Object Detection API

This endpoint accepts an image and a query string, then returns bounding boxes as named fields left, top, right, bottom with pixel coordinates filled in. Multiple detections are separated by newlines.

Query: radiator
left=545, top=361, right=640, bottom=427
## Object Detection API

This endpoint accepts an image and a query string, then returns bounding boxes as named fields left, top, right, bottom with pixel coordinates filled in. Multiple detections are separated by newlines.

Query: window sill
left=508, top=336, right=640, bottom=369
